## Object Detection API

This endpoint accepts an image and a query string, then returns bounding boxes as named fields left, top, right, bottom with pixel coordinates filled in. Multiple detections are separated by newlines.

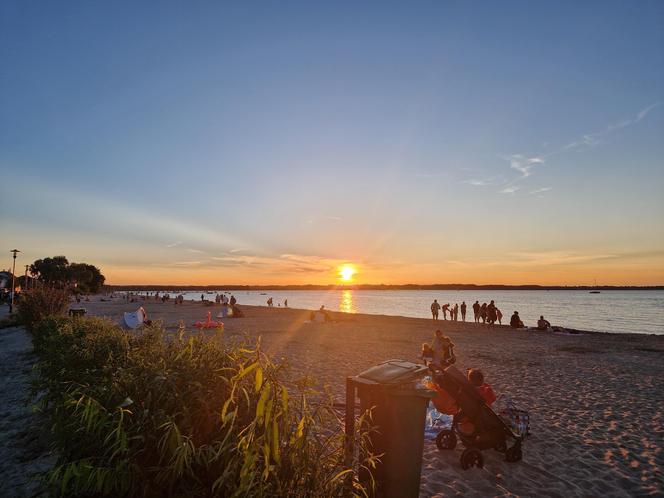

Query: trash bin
left=345, top=360, right=435, bottom=498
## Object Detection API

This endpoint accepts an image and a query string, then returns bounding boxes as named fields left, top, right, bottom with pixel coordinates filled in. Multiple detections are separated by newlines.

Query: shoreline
left=103, top=294, right=663, bottom=338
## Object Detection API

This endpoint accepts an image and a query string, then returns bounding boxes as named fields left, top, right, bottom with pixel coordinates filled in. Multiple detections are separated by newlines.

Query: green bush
left=32, top=318, right=375, bottom=497
left=17, top=287, right=70, bottom=331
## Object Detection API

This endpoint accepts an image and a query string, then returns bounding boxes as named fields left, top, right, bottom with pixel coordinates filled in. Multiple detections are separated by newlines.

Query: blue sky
left=1, top=1, right=663, bottom=285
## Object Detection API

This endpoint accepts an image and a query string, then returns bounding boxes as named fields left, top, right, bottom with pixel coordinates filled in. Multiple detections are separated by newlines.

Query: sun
left=339, top=264, right=357, bottom=282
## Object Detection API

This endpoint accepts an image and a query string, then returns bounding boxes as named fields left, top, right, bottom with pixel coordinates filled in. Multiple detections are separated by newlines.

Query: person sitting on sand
left=468, top=368, right=496, bottom=406
left=510, top=311, right=524, bottom=328
left=455, top=369, right=497, bottom=435
left=421, top=343, right=434, bottom=364
left=537, top=315, right=551, bottom=330
left=431, top=330, right=456, bottom=368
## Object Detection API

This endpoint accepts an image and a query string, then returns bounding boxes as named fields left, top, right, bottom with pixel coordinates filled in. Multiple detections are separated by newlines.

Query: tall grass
left=18, top=287, right=70, bottom=331
left=31, top=317, right=374, bottom=497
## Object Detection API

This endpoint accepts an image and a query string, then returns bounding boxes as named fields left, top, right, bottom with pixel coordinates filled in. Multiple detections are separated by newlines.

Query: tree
left=30, top=256, right=69, bottom=287
left=67, top=263, right=105, bottom=293
left=29, top=256, right=105, bottom=293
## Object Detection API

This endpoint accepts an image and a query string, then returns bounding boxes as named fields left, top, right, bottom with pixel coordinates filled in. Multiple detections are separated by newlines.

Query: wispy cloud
left=166, top=241, right=183, bottom=248
left=326, top=216, right=342, bottom=221
left=463, top=178, right=497, bottom=187
left=186, top=248, right=205, bottom=254
left=506, top=155, right=545, bottom=178
left=497, top=102, right=660, bottom=195
left=564, top=102, right=660, bottom=151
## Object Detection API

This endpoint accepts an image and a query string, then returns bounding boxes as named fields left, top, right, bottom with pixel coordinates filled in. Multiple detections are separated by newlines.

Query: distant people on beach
left=200, top=294, right=205, bottom=302
left=431, top=299, right=441, bottom=321
left=487, top=300, right=497, bottom=327
left=453, top=303, right=459, bottom=321
left=496, top=308, right=503, bottom=325
left=442, top=303, right=450, bottom=320
left=473, top=301, right=480, bottom=323
left=480, top=303, right=487, bottom=324
left=284, top=299, right=288, bottom=308
left=510, top=311, right=524, bottom=328
left=267, top=297, right=273, bottom=307
left=230, top=295, right=237, bottom=306
left=461, top=301, right=467, bottom=321
left=537, top=315, right=551, bottom=330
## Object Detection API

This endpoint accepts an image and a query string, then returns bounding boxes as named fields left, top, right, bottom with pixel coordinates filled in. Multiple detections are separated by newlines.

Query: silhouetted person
left=537, top=315, right=551, bottom=330
left=442, top=303, right=450, bottom=320
left=487, top=300, right=497, bottom=328
left=461, top=301, right=467, bottom=321
left=230, top=295, right=237, bottom=306
left=473, top=301, right=480, bottom=323
left=453, top=303, right=459, bottom=321
left=431, top=299, right=441, bottom=321
left=480, top=303, right=487, bottom=324
left=496, top=308, right=503, bottom=325
left=510, top=311, right=524, bottom=328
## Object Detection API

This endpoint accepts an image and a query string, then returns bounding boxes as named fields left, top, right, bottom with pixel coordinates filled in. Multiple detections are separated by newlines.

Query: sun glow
left=339, top=264, right=357, bottom=282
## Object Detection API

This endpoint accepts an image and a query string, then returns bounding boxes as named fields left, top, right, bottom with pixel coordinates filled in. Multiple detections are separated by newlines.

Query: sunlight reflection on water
left=339, top=290, right=356, bottom=314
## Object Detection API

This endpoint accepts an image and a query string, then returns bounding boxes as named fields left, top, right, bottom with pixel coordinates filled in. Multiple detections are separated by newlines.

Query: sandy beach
left=54, top=295, right=660, bottom=497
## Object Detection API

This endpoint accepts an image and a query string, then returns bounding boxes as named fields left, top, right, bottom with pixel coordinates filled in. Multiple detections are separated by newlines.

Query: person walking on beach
left=461, top=301, right=467, bottom=321
left=431, top=299, right=441, bottom=321
left=473, top=301, right=480, bottom=323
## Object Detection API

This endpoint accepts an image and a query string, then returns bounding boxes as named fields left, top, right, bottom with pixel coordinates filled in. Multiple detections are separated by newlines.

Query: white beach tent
left=122, top=307, right=146, bottom=329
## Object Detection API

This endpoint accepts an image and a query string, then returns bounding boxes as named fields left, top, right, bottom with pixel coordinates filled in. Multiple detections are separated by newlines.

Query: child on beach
left=467, top=368, right=496, bottom=406
left=457, top=369, right=496, bottom=435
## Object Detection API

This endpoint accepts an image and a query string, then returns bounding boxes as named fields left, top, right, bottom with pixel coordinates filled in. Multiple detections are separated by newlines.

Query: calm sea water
left=168, top=289, right=664, bottom=335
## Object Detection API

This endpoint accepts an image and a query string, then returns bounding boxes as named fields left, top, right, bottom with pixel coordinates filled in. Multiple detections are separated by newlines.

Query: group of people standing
left=430, top=299, right=503, bottom=327
left=429, top=300, right=466, bottom=322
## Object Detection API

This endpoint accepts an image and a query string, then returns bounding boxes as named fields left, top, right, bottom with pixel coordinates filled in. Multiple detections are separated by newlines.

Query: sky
left=1, top=1, right=663, bottom=286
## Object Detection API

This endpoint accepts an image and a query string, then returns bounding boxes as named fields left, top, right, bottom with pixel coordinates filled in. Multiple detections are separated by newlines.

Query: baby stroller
left=430, top=365, right=524, bottom=469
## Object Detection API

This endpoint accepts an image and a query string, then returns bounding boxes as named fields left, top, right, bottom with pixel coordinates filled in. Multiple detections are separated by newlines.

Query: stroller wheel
left=494, top=440, right=507, bottom=453
left=436, top=429, right=457, bottom=450
left=505, top=443, right=523, bottom=462
left=460, top=448, right=484, bottom=470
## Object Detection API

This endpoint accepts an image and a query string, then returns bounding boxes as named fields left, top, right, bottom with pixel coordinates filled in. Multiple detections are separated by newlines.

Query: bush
left=32, top=318, right=375, bottom=497
left=17, top=288, right=70, bottom=331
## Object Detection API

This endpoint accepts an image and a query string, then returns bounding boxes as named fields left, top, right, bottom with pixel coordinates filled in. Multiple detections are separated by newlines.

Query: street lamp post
left=24, top=264, right=29, bottom=291
left=10, top=249, right=20, bottom=312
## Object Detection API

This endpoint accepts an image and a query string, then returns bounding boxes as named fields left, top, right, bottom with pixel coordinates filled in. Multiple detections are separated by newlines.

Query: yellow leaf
left=254, top=367, right=263, bottom=393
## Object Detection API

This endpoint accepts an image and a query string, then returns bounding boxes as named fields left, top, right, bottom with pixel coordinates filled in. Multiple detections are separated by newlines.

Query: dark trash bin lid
left=357, top=359, right=429, bottom=385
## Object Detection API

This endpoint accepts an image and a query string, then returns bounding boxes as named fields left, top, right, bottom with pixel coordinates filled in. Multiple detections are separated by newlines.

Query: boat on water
left=589, top=291, right=601, bottom=294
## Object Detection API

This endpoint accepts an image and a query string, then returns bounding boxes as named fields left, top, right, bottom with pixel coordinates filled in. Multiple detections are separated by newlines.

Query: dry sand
left=6, top=295, right=664, bottom=497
